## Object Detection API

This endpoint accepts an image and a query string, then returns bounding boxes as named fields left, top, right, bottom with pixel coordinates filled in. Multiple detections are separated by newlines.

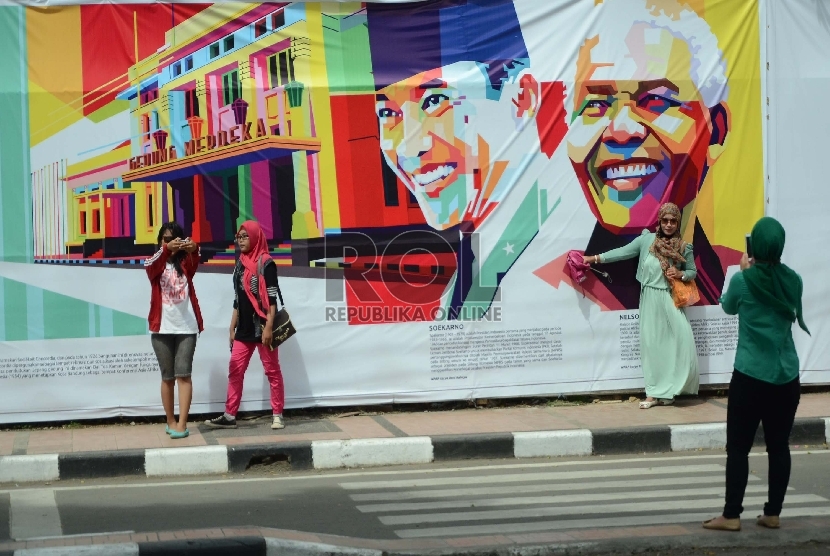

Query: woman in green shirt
left=703, top=217, right=809, bottom=532
left=584, top=203, right=699, bottom=408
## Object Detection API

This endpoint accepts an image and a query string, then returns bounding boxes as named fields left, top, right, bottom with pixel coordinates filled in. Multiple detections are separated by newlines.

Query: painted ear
left=512, top=72, right=540, bottom=120
left=707, top=103, right=730, bottom=162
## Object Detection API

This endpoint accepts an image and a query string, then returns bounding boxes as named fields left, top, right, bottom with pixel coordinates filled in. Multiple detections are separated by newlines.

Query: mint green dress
left=600, top=231, right=700, bottom=399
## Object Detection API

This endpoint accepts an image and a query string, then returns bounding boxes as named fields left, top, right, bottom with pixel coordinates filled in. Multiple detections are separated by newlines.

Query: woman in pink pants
left=205, top=220, right=285, bottom=430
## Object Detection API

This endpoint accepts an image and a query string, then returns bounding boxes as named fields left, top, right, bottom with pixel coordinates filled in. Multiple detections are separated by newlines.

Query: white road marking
left=16, top=544, right=139, bottom=555
left=379, top=494, right=828, bottom=526
left=349, top=474, right=760, bottom=502
left=10, top=489, right=62, bottom=540
left=356, top=484, right=774, bottom=513
left=393, top=506, right=830, bottom=538
left=339, top=464, right=725, bottom=490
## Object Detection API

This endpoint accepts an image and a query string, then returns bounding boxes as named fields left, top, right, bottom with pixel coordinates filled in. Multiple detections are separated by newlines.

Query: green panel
left=236, top=164, right=253, bottom=229
left=42, top=289, right=90, bottom=339
left=2, top=278, right=28, bottom=341
left=322, top=8, right=374, bottom=94
left=0, top=7, right=32, bottom=263
left=88, top=99, right=129, bottom=124
left=1, top=276, right=146, bottom=341
left=112, top=310, right=149, bottom=337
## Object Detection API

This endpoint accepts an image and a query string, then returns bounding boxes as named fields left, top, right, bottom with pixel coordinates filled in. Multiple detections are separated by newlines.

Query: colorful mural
left=21, top=0, right=762, bottom=331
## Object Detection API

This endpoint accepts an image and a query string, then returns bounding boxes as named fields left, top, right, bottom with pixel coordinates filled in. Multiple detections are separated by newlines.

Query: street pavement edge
left=0, top=417, right=827, bottom=484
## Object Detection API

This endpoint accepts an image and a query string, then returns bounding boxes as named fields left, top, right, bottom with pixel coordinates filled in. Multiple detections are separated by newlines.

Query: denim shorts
left=150, top=334, right=197, bottom=380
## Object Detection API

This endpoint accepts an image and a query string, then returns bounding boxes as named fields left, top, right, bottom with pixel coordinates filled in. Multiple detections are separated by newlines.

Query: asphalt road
left=1, top=448, right=829, bottom=552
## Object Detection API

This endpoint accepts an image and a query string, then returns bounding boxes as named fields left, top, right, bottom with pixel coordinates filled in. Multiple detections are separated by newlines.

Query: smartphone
left=745, top=234, right=753, bottom=258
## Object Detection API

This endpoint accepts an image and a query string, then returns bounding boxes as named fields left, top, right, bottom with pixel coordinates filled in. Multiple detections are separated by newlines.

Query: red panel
left=330, top=96, right=358, bottom=229
left=537, top=81, right=567, bottom=158
left=329, top=94, right=430, bottom=230
left=80, top=4, right=211, bottom=115
left=343, top=252, right=456, bottom=325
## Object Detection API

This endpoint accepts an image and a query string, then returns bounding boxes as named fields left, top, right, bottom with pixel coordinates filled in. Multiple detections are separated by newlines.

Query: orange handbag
left=671, top=276, right=700, bottom=308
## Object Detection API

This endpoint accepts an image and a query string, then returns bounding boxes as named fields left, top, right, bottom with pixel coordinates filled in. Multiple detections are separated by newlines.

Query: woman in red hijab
left=205, top=220, right=286, bottom=430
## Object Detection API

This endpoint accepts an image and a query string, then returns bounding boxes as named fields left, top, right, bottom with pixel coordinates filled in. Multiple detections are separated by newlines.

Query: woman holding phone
left=205, top=220, right=286, bottom=430
left=704, top=217, right=809, bottom=531
left=144, top=222, right=202, bottom=439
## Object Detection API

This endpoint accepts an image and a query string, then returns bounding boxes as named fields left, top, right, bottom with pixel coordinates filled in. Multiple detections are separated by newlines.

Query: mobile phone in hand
left=745, top=234, right=753, bottom=259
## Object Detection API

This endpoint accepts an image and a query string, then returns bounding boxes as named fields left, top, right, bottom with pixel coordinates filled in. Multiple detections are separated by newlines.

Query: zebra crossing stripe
left=338, top=463, right=725, bottom=490
left=355, top=484, right=774, bottom=513
left=393, top=506, right=830, bottom=539
left=347, top=474, right=760, bottom=502
left=378, top=494, right=829, bottom=526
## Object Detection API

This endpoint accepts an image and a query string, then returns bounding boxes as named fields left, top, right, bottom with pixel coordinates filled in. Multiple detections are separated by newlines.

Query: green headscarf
left=743, top=217, right=809, bottom=335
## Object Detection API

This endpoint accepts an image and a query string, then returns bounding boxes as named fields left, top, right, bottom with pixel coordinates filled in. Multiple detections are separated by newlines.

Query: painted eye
left=421, top=93, right=449, bottom=113
left=580, top=99, right=611, bottom=117
left=377, top=107, right=401, bottom=119
left=639, top=94, right=681, bottom=114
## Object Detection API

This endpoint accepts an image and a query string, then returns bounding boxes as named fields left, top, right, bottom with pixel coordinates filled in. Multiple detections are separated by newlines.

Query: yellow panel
left=67, top=145, right=131, bottom=178
left=28, top=80, right=83, bottom=147
left=702, top=0, right=764, bottom=249
left=26, top=7, right=83, bottom=107
left=302, top=7, right=341, bottom=231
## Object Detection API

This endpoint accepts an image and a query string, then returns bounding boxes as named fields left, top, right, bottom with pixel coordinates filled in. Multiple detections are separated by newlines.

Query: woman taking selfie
left=704, top=217, right=809, bottom=531
left=583, top=202, right=699, bottom=408
left=144, top=222, right=202, bottom=439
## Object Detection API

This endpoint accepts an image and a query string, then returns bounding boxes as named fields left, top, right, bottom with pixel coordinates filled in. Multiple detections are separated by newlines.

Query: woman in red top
left=144, top=222, right=203, bottom=439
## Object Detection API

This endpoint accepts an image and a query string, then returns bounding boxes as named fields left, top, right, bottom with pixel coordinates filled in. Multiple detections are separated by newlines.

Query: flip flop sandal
left=757, top=515, right=780, bottom=528
left=639, top=400, right=659, bottom=409
left=703, top=517, right=741, bottom=531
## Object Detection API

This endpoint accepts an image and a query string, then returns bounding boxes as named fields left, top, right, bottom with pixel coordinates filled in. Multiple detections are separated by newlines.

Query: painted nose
left=397, top=104, right=431, bottom=158
left=602, top=105, right=647, bottom=149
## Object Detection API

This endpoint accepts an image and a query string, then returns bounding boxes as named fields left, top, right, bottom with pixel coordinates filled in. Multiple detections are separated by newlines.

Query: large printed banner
left=0, top=0, right=826, bottom=423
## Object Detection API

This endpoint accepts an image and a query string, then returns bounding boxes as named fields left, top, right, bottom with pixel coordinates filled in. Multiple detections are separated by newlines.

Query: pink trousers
left=225, top=340, right=284, bottom=415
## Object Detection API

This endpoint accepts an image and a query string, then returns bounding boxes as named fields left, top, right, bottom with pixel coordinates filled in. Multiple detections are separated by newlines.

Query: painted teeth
left=413, top=165, right=455, bottom=185
left=605, top=164, right=658, bottom=179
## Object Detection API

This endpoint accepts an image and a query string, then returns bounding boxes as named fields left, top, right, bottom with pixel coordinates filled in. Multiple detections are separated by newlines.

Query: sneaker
left=271, top=414, right=285, bottom=430
left=205, top=415, right=237, bottom=429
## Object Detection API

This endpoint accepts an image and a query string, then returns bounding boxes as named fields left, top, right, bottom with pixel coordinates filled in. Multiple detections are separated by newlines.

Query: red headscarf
left=238, top=220, right=273, bottom=318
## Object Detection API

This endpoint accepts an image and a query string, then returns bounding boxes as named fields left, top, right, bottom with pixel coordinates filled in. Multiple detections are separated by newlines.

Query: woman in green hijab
left=703, top=217, right=809, bottom=532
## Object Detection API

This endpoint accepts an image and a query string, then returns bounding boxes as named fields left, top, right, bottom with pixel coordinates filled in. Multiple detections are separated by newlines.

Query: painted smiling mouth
left=411, top=164, right=457, bottom=186
left=601, top=163, right=660, bottom=181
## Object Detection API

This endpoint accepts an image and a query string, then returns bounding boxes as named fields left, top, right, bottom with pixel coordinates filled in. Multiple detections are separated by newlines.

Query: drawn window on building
left=268, top=49, right=294, bottom=89
left=140, top=114, right=151, bottom=142
left=184, top=56, right=194, bottom=71
left=272, top=10, right=285, bottom=30
left=223, top=35, right=235, bottom=52
left=255, top=18, right=267, bottom=38
left=209, top=42, right=220, bottom=59
left=184, top=89, right=199, bottom=118
left=222, top=70, right=241, bottom=106
left=140, top=89, right=158, bottom=105
left=172, top=62, right=182, bottom=77
left=79, top=211, right=87, bottom=234
left=148, top=193, right=154, bottom=228
left=92, top=209, right=101, bottom=234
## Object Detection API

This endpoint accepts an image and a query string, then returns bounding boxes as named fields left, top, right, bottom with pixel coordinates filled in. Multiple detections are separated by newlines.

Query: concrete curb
left=0, top=417, right=827, bottom=484
left=6, top=526, right=830, bottom=556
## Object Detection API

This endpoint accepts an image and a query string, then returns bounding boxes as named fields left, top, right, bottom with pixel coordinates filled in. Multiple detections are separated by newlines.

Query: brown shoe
left=757, top=514, right=780, bottom=529
left=703, top=516, right=741, bottom=531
